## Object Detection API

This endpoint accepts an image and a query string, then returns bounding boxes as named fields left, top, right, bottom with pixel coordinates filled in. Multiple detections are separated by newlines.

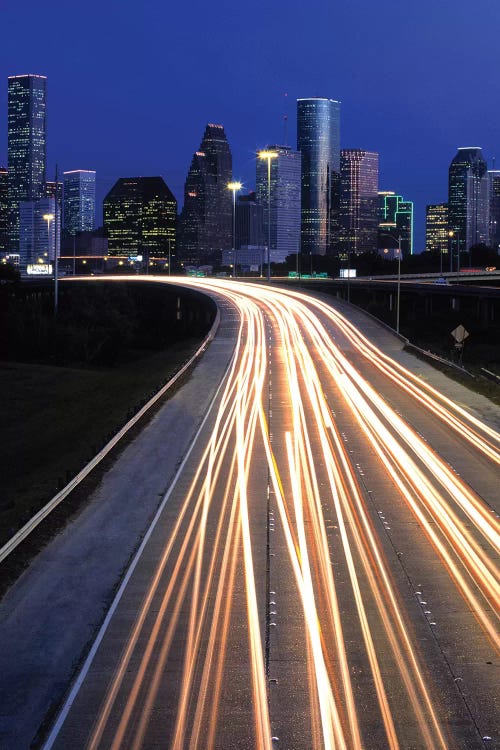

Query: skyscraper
left=178, top=124, right=232, bottom=265
left=0, top=167, right=7, bottom=253
left=378, top=191, right=414, bottom=255
left=7, top=74, right=47, bottom=254
left=297, top=98, right=340, bottom=255
left=488, top=170, right=500, bottom=251
left=256, top=145, right=301, bottom=263
left=339, top=150, right=379, bottom=255
left=103, top=177, right=177, bottom=258
left=448, top=147, right=489, bottom=252
left=234, top=192, right=265, bottom=250
left=425, top=203, right=449, bottom=256
left=63, top=170, right=96, bottom=235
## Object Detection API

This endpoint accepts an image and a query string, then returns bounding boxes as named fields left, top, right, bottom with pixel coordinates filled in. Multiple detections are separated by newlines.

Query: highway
left=38, top=279, right=499, bottom=749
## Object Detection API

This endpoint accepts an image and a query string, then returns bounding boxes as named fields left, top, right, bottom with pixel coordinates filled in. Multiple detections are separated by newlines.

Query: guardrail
left=0, top=309, right=220, bottom=565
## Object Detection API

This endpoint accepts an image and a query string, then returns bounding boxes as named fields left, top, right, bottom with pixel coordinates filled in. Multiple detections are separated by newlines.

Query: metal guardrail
left=481, top=367, right=500, bottom=384
left=404, top=343, right=475, bottom=377
left=0, top=309, right=220, bottom=565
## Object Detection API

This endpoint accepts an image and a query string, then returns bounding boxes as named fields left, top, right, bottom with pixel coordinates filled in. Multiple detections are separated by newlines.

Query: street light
left=43, top=213, right=57, bottom=311
left=227, top=181, right=242, bottom=278
left=42, top=213, right=54, bottom=259
left=396, top=235, right=402, bottom=335
left=448, top=230, right=454, bottom=273
left=258, top=150, right=278, bottom=282
left=380, top=232, right=402, bottom=334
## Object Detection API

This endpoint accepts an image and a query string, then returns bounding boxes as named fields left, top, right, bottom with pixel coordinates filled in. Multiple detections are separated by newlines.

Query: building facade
left=256, top=145, right=301, bottom=263
left=235, top=192, right=264, bottom=250
left=425, top=203, right=449, bottom=257
left=103, top=177, right=177, bottom=258
left=0, top=167, right=7, bottom=253
left=63, top=170, right=96, bottom=235
left=297, top=97, right=340, bottom=255
left=378, top=191, right=414, bottom=255
left=19, top=197, right=60, bottom=266
left=339, top=150, right=379, bottom=255
left=488, top=170, right=500, bottom=251
left=178, top=124, right=232, bottom=265
left=7, top=74, right=47, bottom=255
left=448, top=147, right=489, bottom=252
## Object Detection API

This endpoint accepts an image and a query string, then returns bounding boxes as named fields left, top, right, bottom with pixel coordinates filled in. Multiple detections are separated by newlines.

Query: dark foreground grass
left=0, top=340, right=201, bottom=547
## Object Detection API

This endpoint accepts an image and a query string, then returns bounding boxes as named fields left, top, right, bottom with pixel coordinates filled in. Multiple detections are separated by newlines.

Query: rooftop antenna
left=283, top=92, right=288, bottom=147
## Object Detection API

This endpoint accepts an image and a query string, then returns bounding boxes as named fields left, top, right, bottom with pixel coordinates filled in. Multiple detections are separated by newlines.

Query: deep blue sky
left=1, top=0, right=499, bottom=251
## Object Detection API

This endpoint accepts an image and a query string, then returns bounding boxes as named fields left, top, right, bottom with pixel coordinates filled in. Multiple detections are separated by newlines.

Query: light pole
left=380, top=232, right=402, bottom=334
left=396, top=235, right=402, bottom=335
left=347, top=247, right=351, bottom=303
left=227, top=181, right=242, bottom=278
left=43, top=212, right=56, bottom=309
left=258, top=150, right=278, bottom=282
left=448, top=230, right=454, bottom=273
left=43, top=213, right=54, bottom=259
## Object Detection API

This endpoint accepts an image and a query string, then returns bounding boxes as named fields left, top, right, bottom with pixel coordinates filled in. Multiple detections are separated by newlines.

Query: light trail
left=50, top=276, right=498, bottom=750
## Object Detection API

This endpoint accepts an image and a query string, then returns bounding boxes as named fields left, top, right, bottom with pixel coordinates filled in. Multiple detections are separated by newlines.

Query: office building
left=256, top=145, right=301, bottom=263
left=178, top=123, right=232, bottom=265
left=0, top=168, right=7, bottom=253
left=234, top=192, right=265, bottom=250
left=19, top=197, right=60, bottom=266
left=339, top=150, right=379, bottom=255
left=297, top=97, right=341, bottom=255
left=7, top=74, right=47, bottom=254
left=63, top=170, right=96, bottom=235
left=378, top=191, right=414, bottom=255
left=425, top=203, right=449, bottom=257
left=103, top=177, right=177, bottom=257
left=448, top=147, right=489, bottom=252
left=488, top=170, right=500, bottom=251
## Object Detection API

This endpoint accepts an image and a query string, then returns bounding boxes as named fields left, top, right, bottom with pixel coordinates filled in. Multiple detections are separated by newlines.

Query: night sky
left=1, top=0, right=499, bottom=251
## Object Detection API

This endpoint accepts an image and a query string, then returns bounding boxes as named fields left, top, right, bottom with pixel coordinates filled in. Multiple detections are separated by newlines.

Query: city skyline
left=1, top=0, right=499, bottom=253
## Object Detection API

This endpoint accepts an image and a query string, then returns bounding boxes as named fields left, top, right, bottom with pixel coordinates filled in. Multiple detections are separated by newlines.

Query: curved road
left=3, top=278, right=499, bottom=749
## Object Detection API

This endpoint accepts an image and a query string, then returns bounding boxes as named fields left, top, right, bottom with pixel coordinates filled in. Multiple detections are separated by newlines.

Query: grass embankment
left=0, top=340, right=200, bottom=547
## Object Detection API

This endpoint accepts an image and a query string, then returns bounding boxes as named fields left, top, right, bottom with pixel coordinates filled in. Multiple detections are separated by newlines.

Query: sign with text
left=27, top=264, right=53, bottom=275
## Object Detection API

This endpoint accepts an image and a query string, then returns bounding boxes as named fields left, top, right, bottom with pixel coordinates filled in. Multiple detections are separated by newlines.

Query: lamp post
left=448, top=230, right=454, bottom=273
left=227, top=181, right=242, bottom=278
left=258, top=150, right=278, bottom=282
left=43, top=213, right=54, bottom=259
left=396, top=235, right=402, bottom=335
left=43, top=213, right=56, bottom=309
left=380, top=232, right=402, bottom=334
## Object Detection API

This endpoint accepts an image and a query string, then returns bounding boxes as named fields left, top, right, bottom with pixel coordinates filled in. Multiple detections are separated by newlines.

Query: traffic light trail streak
left=48, top=278, right=499, bottom=750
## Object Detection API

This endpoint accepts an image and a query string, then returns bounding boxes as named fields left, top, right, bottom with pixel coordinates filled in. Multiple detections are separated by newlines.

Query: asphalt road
left=1, top=278, right=498, bottom=750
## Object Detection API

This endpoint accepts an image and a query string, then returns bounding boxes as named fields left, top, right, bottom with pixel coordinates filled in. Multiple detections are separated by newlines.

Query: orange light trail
left=67, top=276, right=498, bottom=750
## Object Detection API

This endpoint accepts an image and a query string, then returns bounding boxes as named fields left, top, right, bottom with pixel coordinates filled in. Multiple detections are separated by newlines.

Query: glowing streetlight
left=227, top=181, right=242, bottom=278
left=258, top=150, right=278, bottom=282
left=42, top=213, right=54, bottom=259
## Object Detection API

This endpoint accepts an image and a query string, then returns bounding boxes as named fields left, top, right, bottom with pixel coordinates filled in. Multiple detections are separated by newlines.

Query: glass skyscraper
left=178, top=124, right=232, bottom=266
left=7, top=74, right=47, bottom=253
left=488, top=170, right=500, bottom=251
left=448, top=147, right=489, bottom=252
left=297, top=98, right=340, bottom=256
left=256, top=145, right=301, bottom=263
left=339, top=150, right=379, bottom=255
left=0, top=167, right=7, bottom=253
left=63, top=170, right=96, bottom=235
